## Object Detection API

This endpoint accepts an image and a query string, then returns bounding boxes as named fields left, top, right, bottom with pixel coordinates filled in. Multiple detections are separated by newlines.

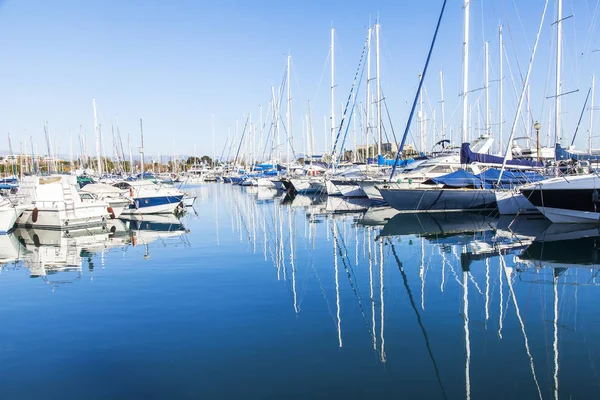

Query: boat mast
left=555, top=0, right=563, bottom=146
left=376, top=22, right=382, bottom=156
left=286, top=54, right=292, bottom=165
left=485, top=41, right=490, bottom=137
left=499, top=25, right=504, bottom=152
left=461, top=0, right=470, bottom=144
left=420, top=75, right=425, bottom=152
left=440, top=69, right=446, bottom=142
left=139, top=118, right=145, bottom=177
left=93, top=98, right=102, bottom=175
left=366, top=27, right=372, bottom=161
left=331, top=27, right=336, bottom=156
left=589, top=75, right=595, bottom=153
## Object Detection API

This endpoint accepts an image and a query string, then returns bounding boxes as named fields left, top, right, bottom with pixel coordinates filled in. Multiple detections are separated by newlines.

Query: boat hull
left=0, top=205, right=23, bottom=234
left=330, top=180, right=366, bottom=198
left=494, top=190, right=540, bottom=215
left=121, top=195, right=184, bottom=215
left=18, top=204, right=109, bottom=230
left=379, top=187, right=497, bottom=212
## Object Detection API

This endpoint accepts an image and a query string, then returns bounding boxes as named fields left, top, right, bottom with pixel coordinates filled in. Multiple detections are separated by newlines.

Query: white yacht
left=80, top=183, right=132, bottom=218
left=16, top=175, right=110, bottom=230
left=520, top=174, right=600, bottom=223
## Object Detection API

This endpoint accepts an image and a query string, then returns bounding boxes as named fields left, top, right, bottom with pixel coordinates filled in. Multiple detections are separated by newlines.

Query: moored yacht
left=520, top=174, right=600, bottom=223
left=16, top=175, right=110, bottom=230
left=113, top=180, right=185, bottom=215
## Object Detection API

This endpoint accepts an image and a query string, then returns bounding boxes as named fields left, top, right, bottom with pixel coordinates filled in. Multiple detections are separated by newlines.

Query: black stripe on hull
left=521, top=188, right=600, bottom=213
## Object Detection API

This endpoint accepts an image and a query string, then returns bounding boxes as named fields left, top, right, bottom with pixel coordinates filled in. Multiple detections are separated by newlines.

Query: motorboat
left=80, top=183, right=132, bottom=218
left=113, top=180, right=185, bottom=215
left=16, top=175, right=110, bottom=230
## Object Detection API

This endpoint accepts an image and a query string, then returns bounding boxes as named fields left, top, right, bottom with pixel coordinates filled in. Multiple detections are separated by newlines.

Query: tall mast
left=440, top=69, right=446, bottom=141
left=555, top=0, right=563, bottom=145
left=461, top=0, right=471, bottom=144
left=330, top=27, right=336, bottom=155
left=419, top=76, right=425, bottom=152
left=484, top=41, right=490, bottom=137
left=365, top=27, right=373, bottom=160
left=366, top=27, right=372, bottom=160
left=139, top=118, right=145, bottom=177
left=287, top=54, right=292, bottom=165
left=93, top=98, right=102, bottom=174
left=499, top=25, right=504, bottom=152
left=375, top=22, right=382, bottom=155
left=590, top=75, right=595, bottom=153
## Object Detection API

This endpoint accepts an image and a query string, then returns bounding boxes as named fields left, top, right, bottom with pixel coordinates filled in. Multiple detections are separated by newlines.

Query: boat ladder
left=62, top=184, right=77, bottom=221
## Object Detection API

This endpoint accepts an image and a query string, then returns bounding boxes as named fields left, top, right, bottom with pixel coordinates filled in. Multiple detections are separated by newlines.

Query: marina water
left=0, top=183, right=599, bottom=399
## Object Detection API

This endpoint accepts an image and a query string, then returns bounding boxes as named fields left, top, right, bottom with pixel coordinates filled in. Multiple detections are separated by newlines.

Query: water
left=1, top=183, right=599, bottom=399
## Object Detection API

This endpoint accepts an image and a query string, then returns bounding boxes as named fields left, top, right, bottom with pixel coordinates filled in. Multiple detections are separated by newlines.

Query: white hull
left=18, top=203, right=109, bottom=230
left=183, top=195, right=197, bottom=207
left=255, top=178, right=277, bottom=188
left=121, top=201, right=182, bottom=215
left=535, top=206, right=600, bottom=224
left=290, top=178, right=325, bottom=194
left=495, top=190, right=540, bottom=215
left=325, top=180, right=342, bottom=196
left=333, top=181, right=366, bottom=198
left=0, top=204, right=23, bottom=234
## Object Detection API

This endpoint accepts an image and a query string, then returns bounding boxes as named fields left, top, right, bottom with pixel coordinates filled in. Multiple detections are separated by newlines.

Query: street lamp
left=534, top=121, right=542, bottom=163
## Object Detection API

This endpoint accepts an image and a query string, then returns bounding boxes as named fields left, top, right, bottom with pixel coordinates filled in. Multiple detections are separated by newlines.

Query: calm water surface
left=1, top=183, right=599, bottom=399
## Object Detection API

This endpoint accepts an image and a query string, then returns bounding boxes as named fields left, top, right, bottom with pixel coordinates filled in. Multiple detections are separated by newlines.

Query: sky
left=0, top=0, right=599, bottom=160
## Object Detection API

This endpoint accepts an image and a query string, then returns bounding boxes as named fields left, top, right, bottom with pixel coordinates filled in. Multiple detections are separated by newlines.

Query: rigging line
left=331, top=35, right=369, bottom=166
left=381, top=89, right=399, bottom=145
left=389, top=0, right=447, bottom=180
left=389, top=239, right=448, bottom=400
left=331, top=221, right=371, bottom=337
left=311, top=49, right=332, bottom=105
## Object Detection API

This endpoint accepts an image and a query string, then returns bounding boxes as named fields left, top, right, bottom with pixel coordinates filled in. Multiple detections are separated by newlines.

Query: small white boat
left=113, top=180, right=185, bottom=215
left=290, top=177, right=326, bottom=194
left=16, top=175, right=110, bottom=230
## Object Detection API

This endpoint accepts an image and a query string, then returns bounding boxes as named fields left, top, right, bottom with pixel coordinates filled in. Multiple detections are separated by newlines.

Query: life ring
left=32, top=207, right=38, bottom=223
left=107, top=206, right=116, bottom=219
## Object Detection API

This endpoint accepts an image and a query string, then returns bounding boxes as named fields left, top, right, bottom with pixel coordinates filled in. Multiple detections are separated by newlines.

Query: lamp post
left=534, top=121, right=542, bottom=163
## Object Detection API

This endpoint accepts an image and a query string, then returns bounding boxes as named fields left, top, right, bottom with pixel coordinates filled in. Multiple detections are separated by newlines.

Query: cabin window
left=429, top=165, right=453, bottom=174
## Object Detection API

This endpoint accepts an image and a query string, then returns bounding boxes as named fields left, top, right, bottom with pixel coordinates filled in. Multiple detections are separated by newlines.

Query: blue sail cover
left=555, top=143, right=600, bottom=161
left=377, top=155, right=414, bottom=167
left=460, top=143, right=544, bottom=168
left=425, top=169, right=485, bottom=188
left=426, top=168, right=545, bottom=189
left=476, top=169, right=545, bottom=189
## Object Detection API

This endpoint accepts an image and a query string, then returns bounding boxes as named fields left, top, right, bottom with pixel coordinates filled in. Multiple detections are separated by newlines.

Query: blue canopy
left=426, top=169, right=485, bottom=188
left=426, top=168, right=545, bottom=189
left=377, top=155, right=414, bottom=167
left=476, top=169, right=545, bottom=189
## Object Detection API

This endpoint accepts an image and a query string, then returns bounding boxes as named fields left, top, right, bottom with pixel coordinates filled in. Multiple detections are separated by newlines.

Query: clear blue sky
left=0, top=0, right=598, bottom=159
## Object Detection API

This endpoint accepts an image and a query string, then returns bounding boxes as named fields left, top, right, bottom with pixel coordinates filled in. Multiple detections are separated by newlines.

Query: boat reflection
left=217, top=185, right=600, bottom=398
left=5, top=213, right=190, bottom=284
